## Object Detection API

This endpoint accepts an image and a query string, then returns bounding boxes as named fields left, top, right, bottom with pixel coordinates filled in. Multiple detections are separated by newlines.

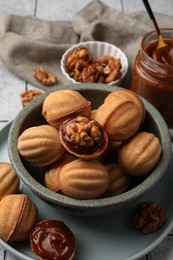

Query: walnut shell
left=44, top=155, right=76, bottom=192
left=0, top=194, right=38, bottom=242
left=118, top=132, right=162, bottom=176
left=104, top=89, right=146, bottom=124
left=104, top=162, right=130, bottom=196
left=59, top=159, right=110, bottom=199
left=17, top=125, right=64, bottom=167
left=95, top=97, right=141, bottom=141
left=0, top=162, right=20, bottom=200
left=42, top=90, right=91, bottom=128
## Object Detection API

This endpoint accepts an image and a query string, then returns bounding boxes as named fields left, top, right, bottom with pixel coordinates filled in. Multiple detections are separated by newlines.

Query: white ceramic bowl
left=60, top=41, right=129, bottom=86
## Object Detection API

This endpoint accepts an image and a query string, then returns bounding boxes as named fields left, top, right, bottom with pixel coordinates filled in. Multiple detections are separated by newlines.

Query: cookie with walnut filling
left=59, top=116, right=108, bottom=160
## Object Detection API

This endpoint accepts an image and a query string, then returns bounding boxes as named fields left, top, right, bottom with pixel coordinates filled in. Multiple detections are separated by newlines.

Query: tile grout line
left=33, top=0, right=38, bottom=17
left=121, top=0, right=125, bottom=13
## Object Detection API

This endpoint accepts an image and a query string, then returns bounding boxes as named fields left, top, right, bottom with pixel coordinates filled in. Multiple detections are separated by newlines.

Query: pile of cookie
left=0, top=88, right=165, bottom=260
left=0, top=162, right=76, bottom=259
left=17, top=88, right=162, bottom=200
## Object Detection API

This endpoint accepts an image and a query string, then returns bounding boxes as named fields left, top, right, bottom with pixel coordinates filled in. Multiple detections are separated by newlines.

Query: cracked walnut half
left=131, top=201, right=166, bottom=234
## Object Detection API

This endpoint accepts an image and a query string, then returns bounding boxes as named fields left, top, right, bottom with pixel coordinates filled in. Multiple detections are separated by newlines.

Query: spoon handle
left=142, top=0, right=161, bottom=36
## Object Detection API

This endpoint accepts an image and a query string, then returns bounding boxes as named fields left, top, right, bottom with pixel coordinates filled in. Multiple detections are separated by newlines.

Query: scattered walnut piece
left=131, top=201, right=166, bottom=234
left=65, top=46, right=122, bottom=84
left=32, top=67, right=57, bottom=86
left=20, top=89, right=43, bottom=106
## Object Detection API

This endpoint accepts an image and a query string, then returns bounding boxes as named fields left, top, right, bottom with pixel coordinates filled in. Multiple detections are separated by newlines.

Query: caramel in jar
left=131, top=29, right=173, bottom=128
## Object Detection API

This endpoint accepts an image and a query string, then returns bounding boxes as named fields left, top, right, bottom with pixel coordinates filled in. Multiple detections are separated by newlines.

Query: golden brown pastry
left=0, top=162, right=20, bottom=200
left=42, top=89, right=91, bottom=128
left=90, top=109, right=97, bottom=120
left=58, top=159, right=110, bottom=199
left=104, top=89, right=146, bottom=124
left=103, top=162, right=130, bottom=196
left=30, top=219, right=76, bottom=260
left=118, top=132, right=162, bottom=176
left=95, top=96, right=141, bottom=141
left=44, top=155, right=76, bottom=192
left=59, top=116, right=108, bottom=160
left=0, top=194, right=38, bottom=242
left=17, top=125, right=64, bottom=167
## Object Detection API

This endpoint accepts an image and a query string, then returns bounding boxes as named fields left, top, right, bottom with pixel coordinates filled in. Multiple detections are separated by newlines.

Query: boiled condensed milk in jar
left=131, top=29, right=173, bottom=134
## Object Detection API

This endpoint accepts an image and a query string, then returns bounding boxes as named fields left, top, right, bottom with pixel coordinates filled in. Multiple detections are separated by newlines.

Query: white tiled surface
left=0, top=0, right=172, bottom=260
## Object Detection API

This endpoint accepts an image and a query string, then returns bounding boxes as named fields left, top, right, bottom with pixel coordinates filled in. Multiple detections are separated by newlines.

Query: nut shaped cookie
left=104, top=162, right=130, bottom=196
left=59, top=116, right=108, bottom=160
left=17, top=125, right=64, bottom=167
left=0, top=194, right=38, bottom=242
left=0, top=162, right=20, bottom=200
left=42, top=90, right=91, bottom=128
left=118, top=132, right=162, bottom=176
left=95, top=98, right=141, bottom=141
left=59, top=159, right=109, bottom=199
left=105, top=89, right=146, bottom=124
left=45, top=155, right=76, bottom=192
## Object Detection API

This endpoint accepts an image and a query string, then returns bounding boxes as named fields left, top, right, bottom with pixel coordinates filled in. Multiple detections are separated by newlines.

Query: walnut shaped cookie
left=17, top=125, right=64, bottom=167
left=95, top=95, right=141, bottom=141
left=0, top=194, right=38, bottom=242
left=118, top=132, right=161, bottom=176
left=58, top=159, right=110, bottom=199
left=0, top=162, right=20, bottom=200
left=59, top=116, right=108, bottom=160
left=42, top=89, right=91, bottom=129
left=104, top=89, right=146, bottom=124
left=103, top=162, right=130, bottom=196
left=44, top=155, right=76, bottom=192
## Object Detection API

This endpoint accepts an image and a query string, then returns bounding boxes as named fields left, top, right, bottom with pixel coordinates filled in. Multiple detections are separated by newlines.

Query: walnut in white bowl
left=61, top=41, right=128, bottom=86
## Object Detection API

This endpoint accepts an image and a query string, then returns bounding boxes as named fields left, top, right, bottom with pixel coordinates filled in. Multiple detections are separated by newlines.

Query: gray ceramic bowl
left=8, top=83, right=171, bottom=216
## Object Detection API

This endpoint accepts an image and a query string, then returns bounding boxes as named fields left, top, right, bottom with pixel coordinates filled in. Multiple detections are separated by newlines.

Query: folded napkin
left=0, top=0, right=172, bottom=91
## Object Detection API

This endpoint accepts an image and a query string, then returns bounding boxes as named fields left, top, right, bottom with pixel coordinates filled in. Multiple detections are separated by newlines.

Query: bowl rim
left=60, top=41, right=129, bottom=86
left=8, top=83, right=172, bottom=212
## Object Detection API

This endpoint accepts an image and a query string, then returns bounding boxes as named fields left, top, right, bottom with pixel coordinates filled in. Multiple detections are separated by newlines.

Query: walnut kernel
left=20, top=89, right=43, bottom=106
left=65, top=116, right=101, bottom=147
left=66, top=46, right=93, bottom=73
left=131, top=201, right=166, bottom=234
left=32, top=67, right=57, bottom=86
left=65, top=46, right=122, bottom=84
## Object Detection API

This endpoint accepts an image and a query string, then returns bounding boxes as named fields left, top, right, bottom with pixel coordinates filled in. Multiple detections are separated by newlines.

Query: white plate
left=0, top=123, right=173, bottom=260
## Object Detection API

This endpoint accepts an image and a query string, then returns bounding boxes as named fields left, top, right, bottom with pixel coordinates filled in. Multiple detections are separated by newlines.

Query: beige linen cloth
left=0, top=0, right=172, bottom=91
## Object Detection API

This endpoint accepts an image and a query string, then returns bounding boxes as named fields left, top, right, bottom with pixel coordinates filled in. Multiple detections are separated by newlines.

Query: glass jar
left=131, top=29, right=173, bottom=129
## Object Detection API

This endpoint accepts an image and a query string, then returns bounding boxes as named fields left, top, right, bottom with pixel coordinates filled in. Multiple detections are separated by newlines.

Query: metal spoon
left=142, top=0, right=173, bottom=64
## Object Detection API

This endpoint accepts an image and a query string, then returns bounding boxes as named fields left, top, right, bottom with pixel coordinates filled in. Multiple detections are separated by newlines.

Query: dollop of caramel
left=146, top=40, right=173, bottom=65
left=30, top=220, right=76, bottom=260
left=153, top=45, right=173, bottom=65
